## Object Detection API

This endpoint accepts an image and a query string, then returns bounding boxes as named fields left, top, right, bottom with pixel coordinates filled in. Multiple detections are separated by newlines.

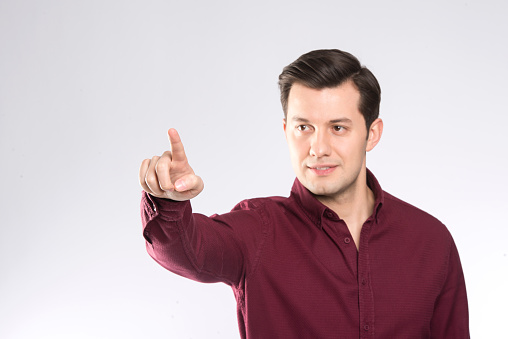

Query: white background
left=1, top=0, right=507, bottom=338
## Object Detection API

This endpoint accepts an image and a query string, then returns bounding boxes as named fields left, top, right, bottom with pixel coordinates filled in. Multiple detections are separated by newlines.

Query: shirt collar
left=290, top=168, right=385, bottom=228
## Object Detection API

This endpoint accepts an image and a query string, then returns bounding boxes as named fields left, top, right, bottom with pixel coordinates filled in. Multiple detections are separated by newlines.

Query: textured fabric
left=141, top=170, right=469, bottom=338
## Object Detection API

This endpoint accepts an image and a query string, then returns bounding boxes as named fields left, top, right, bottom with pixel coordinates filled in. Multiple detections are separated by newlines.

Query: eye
left=297, top=125, right=308, bottom=131
left=333, top=125, right=344, bottom=132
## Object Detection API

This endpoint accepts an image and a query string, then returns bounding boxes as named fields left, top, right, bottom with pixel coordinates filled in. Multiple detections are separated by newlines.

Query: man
left=139, top=49, right=469, bottom=338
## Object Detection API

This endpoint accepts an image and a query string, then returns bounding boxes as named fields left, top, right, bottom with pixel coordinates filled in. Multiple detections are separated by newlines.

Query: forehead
left=287, top=82, right=362, bottom=122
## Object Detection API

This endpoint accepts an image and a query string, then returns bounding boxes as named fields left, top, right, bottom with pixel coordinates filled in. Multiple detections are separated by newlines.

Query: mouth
left=308, top=164, right=337, bottom=169
left=307, top=164, right=338, bottom=176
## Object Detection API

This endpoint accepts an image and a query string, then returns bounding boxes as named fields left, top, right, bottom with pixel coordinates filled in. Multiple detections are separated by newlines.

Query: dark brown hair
left=278, top=49, right=381, bottom=130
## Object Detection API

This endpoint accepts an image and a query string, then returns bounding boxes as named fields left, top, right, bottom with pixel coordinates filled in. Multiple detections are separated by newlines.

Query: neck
left=316, top=167, right=376, bottom=248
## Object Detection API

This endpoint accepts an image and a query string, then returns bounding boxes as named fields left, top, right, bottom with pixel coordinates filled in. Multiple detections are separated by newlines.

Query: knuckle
left=151, top=155, right=160, bottom=163
left=145, top=173, right=158, bottom=187
left=139, top=159, right=149, bottom=172
left=155, top=160, right=168, bottom=173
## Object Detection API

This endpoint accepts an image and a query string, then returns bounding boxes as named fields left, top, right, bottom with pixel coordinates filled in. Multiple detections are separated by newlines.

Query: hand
left=139, top=128, right=204, bottom=201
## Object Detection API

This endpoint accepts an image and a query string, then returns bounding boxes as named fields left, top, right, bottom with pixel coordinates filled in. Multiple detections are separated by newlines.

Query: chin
left=306, top=182, right=341, bottom=197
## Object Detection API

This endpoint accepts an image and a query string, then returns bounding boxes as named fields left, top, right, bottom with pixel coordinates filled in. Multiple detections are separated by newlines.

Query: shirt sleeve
left=140, top=191, right=269, bottom=287
left=430, top=238, right=470, bottom=338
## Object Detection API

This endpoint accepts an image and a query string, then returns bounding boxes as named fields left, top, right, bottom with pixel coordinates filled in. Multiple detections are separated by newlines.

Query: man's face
left=284, top=82, right=381, bottom=200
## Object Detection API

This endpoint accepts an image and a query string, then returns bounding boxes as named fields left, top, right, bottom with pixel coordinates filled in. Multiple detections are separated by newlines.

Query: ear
left=366, top=118, right=383, bottom=152
left=283, top=118, right=287, bottom=139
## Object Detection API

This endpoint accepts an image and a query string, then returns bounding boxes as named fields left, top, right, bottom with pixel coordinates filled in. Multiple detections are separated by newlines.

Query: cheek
left=334, top=137, right=366, bottom=160
left=288, top=137, right=308, bottom=158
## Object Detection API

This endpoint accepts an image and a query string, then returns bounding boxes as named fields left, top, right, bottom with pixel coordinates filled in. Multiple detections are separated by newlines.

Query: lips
left=307, top=164, right=338, bottom=176
left=308, top=164, right=337, bottom=169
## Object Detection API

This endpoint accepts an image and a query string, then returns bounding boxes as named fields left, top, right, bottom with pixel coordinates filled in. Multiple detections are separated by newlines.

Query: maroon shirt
left=141, top=170, right=469, bottom=338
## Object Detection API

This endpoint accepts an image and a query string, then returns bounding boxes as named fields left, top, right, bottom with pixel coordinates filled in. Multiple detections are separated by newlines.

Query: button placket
left=358, top=220, right=374, bottom=338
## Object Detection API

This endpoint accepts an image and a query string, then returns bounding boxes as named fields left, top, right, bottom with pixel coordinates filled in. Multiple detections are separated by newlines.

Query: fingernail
left=175, top=181, right=185, bottom=191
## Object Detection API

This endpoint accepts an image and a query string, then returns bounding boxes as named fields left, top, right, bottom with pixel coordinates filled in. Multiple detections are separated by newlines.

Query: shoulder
left=232, top=195, right=291, bottom=214
left=381, top=191, right=452, bottom=241
left=230, top=195, right=301, bottom=225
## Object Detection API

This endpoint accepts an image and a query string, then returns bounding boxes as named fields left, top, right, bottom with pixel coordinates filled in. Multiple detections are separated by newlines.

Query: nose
left=309, top=130, right=331, bottom=158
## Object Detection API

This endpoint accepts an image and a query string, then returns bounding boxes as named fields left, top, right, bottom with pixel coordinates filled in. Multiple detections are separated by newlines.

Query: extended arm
left=139, top=129, right=268, bottom=286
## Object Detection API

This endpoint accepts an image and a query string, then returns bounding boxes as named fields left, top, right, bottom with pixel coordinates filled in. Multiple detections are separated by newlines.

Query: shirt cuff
left=141, top=191, right=190, bottom=221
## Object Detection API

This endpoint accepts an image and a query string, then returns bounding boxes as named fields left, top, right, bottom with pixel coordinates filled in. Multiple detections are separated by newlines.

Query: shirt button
left=364, top=325, right=370, bottom=331
left=361, top=278, right=366, bottom=285
left=344, top=237, right=351, bottom=244
left=325, top=211, right=334, bottom=218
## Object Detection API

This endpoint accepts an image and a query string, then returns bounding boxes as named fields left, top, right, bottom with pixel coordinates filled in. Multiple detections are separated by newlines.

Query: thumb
left=174, top=174, right=204, bottom=193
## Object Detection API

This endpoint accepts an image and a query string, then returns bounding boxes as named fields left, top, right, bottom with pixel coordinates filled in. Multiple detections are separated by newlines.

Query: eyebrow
left=291, top=116, right=353, bottom=124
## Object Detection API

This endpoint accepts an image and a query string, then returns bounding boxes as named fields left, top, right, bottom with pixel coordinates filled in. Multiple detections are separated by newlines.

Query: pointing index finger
left=168, top=128, right=187, bottom=162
